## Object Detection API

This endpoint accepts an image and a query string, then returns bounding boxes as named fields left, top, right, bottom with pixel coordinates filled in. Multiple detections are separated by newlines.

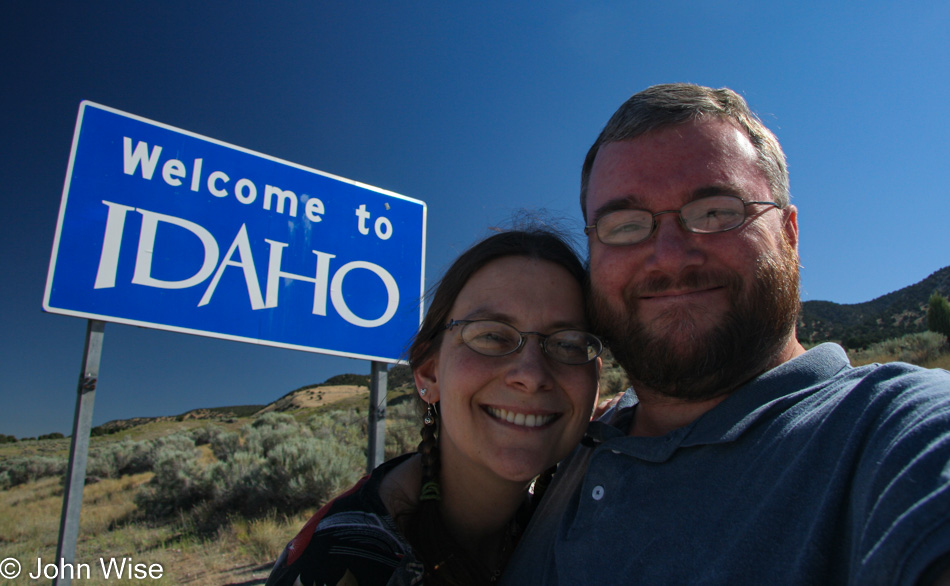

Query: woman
left=266, top=228, right=602, bottom=585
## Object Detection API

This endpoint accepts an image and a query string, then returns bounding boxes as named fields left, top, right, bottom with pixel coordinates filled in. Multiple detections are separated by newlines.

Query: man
left=501, top=84, right=950, bottom=585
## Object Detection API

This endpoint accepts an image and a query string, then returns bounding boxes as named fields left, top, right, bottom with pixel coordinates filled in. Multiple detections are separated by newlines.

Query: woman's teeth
left=487, top=407, right=556, bottom=427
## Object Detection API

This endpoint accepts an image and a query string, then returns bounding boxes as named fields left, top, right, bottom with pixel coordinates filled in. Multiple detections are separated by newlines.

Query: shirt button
left=592, top=485, right=605, bottom=500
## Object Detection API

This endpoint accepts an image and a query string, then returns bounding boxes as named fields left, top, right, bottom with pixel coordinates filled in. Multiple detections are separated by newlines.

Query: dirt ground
left=216, top=562, right=274, bottom=586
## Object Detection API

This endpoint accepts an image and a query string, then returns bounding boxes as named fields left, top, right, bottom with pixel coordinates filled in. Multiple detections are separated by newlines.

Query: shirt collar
left=583, top=343, right=852, bottom=458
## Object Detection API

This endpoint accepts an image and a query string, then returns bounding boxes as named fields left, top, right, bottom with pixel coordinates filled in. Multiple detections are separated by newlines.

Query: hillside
left=798, top=265, right=950, bottom=349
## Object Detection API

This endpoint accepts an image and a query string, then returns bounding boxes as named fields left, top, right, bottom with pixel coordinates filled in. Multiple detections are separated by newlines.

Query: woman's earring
left=424, top=402, right=436, bottom=426
left=420, top=387, right=428, bottom=397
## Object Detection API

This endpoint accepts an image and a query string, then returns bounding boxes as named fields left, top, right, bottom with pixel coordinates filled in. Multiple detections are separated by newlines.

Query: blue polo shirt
left=502, top=344, right=950, bottom=585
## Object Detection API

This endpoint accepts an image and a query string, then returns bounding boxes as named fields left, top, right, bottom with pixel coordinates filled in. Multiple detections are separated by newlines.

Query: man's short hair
left=580, top=83, right=790, bottom=221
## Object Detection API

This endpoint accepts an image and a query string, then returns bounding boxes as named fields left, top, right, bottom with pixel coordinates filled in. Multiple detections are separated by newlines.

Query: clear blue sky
left=2, top=2, right=948, bottom=439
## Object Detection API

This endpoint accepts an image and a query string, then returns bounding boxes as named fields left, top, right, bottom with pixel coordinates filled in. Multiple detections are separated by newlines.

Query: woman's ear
left=413, top=354, right=441, bottom=403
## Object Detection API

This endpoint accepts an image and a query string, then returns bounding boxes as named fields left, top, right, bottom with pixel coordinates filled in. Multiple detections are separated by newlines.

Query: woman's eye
left=469, top=329, right=517, bottom=348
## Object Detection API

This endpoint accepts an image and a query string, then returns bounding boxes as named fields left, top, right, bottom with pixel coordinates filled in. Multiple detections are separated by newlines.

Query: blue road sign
left=44, top=102, right=426, bottom=363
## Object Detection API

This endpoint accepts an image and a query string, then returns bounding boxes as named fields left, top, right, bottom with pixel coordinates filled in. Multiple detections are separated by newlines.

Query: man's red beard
left=590, top=238, right=801, bottom=402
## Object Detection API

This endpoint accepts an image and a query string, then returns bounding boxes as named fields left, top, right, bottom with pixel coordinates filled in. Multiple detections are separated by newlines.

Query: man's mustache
left=627, top=270, right=743, bottom=299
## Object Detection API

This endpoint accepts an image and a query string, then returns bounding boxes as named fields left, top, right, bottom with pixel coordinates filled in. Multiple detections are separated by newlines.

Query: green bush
left=307, top=411, right=364, bottom=447
left=928, top=292, right=950, bottom=341
left=88, top=438, right=156, bottom=478
left=37, top=432, right=65, bottom=441
left=847, top=331, right=948, bottom=366
left=211, top=430, right=241, bottom=462
left=245, top=412, right=299, bottom=456
left=600, top=368, right=631, bottom=396
left=134, top=411, right=364, bottom=530
left=189, top=424, right=225, bottom=446
left=384, top=401, right=422, bottom=460
left=134, top=436, right=208, bottom=518
left=0, top=455, right=66, bottom=489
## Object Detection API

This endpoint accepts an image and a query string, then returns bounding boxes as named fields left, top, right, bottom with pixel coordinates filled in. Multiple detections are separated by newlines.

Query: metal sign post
left=367, top=361, right=388, bottom=472
left=53, top=319, right=105, bottom=586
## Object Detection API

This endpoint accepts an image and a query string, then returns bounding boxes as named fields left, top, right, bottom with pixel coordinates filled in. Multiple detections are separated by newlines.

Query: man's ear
left=782, top=204, right=799, bottom=251
left=413, top=354, right=441, bottom=403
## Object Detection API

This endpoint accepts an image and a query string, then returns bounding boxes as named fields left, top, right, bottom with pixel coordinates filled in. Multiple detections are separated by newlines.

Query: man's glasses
left=584, top=194, right=782, bottom=246
left=445, top=319, right=604, bottom=365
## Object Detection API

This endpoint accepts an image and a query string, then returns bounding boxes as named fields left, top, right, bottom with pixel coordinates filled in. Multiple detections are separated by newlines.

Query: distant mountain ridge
left=61, top=267, right=949, bottom=439
left=798, top=265, right=950, bottom=349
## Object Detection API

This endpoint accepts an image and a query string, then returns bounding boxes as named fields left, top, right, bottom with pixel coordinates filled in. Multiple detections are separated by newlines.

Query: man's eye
left=609, top=221, right=650, bottom=235
left=705, top=208, right=740, bottom=219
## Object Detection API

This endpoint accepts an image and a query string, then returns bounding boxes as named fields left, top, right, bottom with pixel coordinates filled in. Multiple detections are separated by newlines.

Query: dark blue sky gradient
left=2, top=2, right=948, bottom=438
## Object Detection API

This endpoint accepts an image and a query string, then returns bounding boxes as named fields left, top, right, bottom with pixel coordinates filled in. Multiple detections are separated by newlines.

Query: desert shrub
left=211, top=430, right=241, bottom=462
left=135, top=436, right=208, bottom=518
left=928, top=293, right=950, bottom=340
left=134, top=411, right=364, bottom=530
left=307, top=411, right=364, bottom=447
left=89, top=438, right=155, bottom=478
left=0, top=455, right=66, bottom=488
left=262, top=436, right=362, bottom=510
left=195, top=432, right=363, bottom=531
left=200, top=450, right=269, bottom=518
left=384, top=401, right=421, bottom=460
left=189, top=424, right=225, bottom=446
left=600, top=367, right=630, bottom=396
left=848, top=331, right=949, bottom=366
left=84, top=451, right=117, bottom=479
left=245, top=412, right=300, bottom=456
left=151, top=432, right=198, bottom=453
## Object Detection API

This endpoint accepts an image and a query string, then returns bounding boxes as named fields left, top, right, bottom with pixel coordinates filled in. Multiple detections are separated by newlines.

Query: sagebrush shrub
left=135, top=436, right=208, bottom=518
left=0, top=455, right=65, bottom=488
left=89, top=438, right=154, bottom=479
left=848, top=331, right=948, bottom=366
left=190, top=424, right=225, bottom=446
left=384, top=401, right=422, bottom=460
left=601, top=368, right=631, bottom=395
left=132, top=412, right=365, bottom=531
left=211, top=430, right=241, bottom=462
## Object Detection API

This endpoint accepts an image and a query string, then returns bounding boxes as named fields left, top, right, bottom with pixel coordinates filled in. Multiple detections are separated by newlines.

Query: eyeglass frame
left=584, top=194, right=783, bottom=246
left=443, top=319, right=604, bottom=365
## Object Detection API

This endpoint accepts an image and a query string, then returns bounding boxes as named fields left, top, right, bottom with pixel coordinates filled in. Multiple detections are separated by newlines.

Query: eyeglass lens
left=458, top=320, right=600, bottom=364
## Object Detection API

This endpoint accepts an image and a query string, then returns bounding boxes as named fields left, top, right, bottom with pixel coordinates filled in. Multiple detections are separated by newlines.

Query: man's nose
left=645, top=213, right=704, bottom=273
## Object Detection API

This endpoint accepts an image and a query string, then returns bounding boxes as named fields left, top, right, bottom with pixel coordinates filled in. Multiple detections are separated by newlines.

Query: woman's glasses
left=445, top=319, right=604, bottom=365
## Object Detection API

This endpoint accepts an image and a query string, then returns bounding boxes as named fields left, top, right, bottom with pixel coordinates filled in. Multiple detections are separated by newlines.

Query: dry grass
left=0, top=472, right=311, bottom=585
left=922, top=353, right=950, bottom=370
